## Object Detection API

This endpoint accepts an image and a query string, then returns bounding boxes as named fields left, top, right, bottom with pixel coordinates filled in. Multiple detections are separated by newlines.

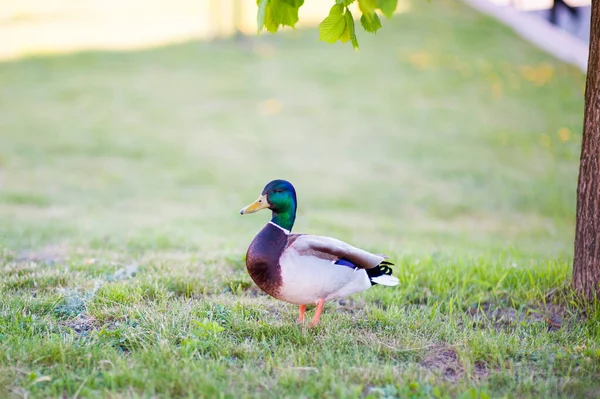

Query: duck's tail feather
left=367, top=261, right=399, bottom=286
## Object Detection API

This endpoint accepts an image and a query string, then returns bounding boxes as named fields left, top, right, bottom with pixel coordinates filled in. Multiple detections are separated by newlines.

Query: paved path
left=528, top=5, right=590, bottom=44
left=463, top=0, right=589, bottom=72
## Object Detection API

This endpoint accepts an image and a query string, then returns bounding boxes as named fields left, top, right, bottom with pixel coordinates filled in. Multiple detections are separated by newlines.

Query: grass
left=0, top=0, right=596, bottom=397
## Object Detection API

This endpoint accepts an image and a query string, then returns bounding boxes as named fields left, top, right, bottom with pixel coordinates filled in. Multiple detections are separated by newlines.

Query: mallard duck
left=240, top=179, right=399, bottom=327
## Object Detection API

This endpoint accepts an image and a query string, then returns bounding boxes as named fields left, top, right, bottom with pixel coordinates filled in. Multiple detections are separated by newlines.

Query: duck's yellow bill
left=240, top=194, right=269, bottom=215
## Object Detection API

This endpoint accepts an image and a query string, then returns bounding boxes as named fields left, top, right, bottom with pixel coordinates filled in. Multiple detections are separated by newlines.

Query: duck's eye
left=275, top=189, right=283, bottom=193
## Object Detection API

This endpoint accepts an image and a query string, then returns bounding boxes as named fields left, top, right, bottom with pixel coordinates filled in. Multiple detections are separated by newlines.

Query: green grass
left=0, top=0, right=595, bottom=397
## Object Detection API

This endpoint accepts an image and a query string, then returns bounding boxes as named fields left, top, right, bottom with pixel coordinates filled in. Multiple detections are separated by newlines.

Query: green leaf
left=260, top=0, right=305, bottom=33
left=358, top=0, right=377, bottom=15
left=257, top=0, right=269, bottom=32
left=339, top=27, right=351, bottom=43
left=377, top=0, right=397, bottom=18
left=256, top=0, right=397, bottom=48
left=358, top=0, right=381, bottom=34
left=360, top=12, right=381, bottom=33
left=319, top=4, right=347, bottom=43
left=345, top=9, right=359, bottom=50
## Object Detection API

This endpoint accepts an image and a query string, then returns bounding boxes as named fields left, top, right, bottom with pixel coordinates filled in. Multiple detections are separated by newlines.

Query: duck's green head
left=240, top=179, right=297, bottom=231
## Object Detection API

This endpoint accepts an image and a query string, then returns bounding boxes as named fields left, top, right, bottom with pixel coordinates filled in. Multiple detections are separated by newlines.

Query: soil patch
left=64, top=314, right=98, bottom=336
left=470, top=302, right=568, bottom=332
left=16, top=243, right=70, bottom=264
left=420, top=345, right=463, bottom=382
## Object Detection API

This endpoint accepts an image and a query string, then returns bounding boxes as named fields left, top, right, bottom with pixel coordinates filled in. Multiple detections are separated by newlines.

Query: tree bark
left=572, top=0, right=600, bottom=301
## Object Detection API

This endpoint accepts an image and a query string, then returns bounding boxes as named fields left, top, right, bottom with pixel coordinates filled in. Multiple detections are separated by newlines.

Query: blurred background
left=0, top=0, right=589, bottom=261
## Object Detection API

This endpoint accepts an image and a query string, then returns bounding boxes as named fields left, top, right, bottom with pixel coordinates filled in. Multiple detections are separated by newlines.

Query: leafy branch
left=256, top=0, right=398, bottom=50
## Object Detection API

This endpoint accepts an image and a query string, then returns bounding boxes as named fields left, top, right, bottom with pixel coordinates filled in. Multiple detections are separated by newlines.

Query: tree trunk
left=572, top=0, right=600, bottom=301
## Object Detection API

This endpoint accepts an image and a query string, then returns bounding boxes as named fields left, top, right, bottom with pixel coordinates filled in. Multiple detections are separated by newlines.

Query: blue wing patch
left=334, top=258, right=358, bottom=269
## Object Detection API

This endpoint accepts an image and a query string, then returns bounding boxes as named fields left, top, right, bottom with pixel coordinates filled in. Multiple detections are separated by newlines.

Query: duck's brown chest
left=245, top=224, right=288, bottom=299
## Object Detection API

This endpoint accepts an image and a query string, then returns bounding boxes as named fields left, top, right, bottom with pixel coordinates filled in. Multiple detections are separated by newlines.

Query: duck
left=240, top=179, right=399, bottom=327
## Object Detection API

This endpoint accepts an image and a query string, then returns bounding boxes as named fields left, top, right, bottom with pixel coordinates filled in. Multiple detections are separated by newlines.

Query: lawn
left=0, top=0, right=595, bottom=397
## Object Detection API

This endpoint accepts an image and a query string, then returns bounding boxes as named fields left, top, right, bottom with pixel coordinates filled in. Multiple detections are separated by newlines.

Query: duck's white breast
left=277, top=247, right=371, bottom=305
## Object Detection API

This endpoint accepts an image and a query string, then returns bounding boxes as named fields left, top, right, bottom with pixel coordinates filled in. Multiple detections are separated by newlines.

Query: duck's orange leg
left=298, top=305, right=306, bottom=324
left=309, top=298, right=325, bottom=327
